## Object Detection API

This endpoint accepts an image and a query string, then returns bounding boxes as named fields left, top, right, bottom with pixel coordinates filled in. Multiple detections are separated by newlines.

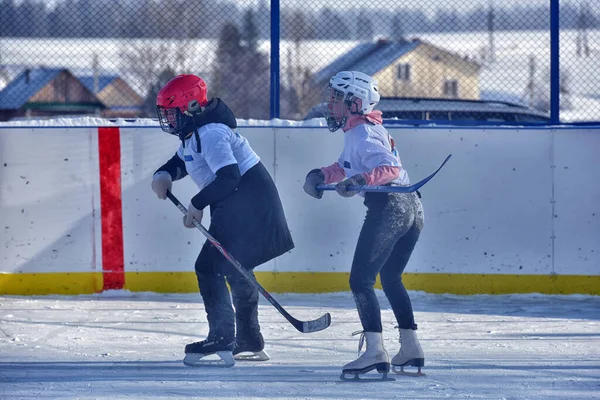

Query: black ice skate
left=233, top=331, right=270, bottom=361
left=183, top=334, right=235, bottom=368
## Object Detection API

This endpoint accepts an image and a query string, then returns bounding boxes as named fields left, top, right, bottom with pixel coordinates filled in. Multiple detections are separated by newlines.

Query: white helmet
left=323, top=71, right=380, bottom=132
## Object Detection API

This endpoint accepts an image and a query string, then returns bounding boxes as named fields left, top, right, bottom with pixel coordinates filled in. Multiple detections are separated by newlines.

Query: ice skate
left=233, top=331, right=270, bottom=361
left=391, top=328, right=425, bottom=377
left=183, top=334, right=236, bottom=368
left=340, top=331, right=395, bottom=381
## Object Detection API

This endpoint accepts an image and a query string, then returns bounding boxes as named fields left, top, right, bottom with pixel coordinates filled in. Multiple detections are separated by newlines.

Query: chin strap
left=179, top=129, right=201, bottom=153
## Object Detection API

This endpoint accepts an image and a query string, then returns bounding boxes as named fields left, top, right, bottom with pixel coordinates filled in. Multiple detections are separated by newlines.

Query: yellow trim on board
left=1, top=272, right=598, bottom=296
left=0, top=272, right=103, bottom=295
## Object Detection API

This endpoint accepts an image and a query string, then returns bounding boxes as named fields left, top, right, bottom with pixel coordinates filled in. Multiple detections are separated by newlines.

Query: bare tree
left=285, top=9, right=316, bottom=118
left=487, top=1, right=496, bottom=63
left=576, top=2, right=590, bottom=57
left=119, top=40, right=194, bottom=99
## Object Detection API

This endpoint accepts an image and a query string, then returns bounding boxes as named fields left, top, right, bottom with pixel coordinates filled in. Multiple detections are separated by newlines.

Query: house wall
left=99, top=80, right=143, bottom=108
left=98, top=80, right=144, bottom=118
left=375, top=45, right=480, bottom=100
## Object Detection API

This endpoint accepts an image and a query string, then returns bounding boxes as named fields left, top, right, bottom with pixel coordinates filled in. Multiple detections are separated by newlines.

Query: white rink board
left=119, top=128, right=200, bottom=273
left=0, top=128, right=101, bottom=273
left=119, top=127, right=277, bottom=273
left=553, top=129, right=600, bottom=275
left=274, top=127, right=555, bottom=275
left=392, top=128, right=555, bottom=275
left=0, top=124, right=598, bottom=277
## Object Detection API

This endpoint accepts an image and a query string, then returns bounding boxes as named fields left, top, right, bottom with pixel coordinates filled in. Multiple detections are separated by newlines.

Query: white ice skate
left=340, top=331, right=395, bottom=381
left=183, top=336, right=236, bottom=368
left=391, top=328, right=425, bottom=376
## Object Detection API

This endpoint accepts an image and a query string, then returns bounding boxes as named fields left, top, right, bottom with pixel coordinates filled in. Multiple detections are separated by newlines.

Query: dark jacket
left=156, top=98, right=294, bottom=268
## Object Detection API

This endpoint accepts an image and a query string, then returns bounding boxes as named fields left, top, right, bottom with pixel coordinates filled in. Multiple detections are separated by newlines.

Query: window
left=428, top=111, right=450, bottom=120
left=397, top=64, right=411, bottom=81
left=443, top=80, right=458, bottom=97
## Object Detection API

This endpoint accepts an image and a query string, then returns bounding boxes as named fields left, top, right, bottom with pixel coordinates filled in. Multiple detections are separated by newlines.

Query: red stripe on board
left=98, top=127, right=125, bottom=291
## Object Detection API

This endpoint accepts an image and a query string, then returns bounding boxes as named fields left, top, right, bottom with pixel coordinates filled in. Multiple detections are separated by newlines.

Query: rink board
left=1, top=271, right=599, bottom=296
left=0, top=124, right=598, bottom=295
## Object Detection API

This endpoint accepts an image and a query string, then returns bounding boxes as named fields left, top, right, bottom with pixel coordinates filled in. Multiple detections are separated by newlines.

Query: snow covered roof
left=78, top=75, right=120, bottom=93
left=313, top=39, right=420, bottom=84
left=0, top=68, right=64, bottom=110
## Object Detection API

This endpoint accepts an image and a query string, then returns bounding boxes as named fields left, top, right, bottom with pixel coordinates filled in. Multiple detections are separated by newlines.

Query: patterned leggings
left=349, top=191, right=424, bottom=332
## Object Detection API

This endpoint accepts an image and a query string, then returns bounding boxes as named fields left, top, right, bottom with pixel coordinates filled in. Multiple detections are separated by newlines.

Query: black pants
left=194, top=162, right=294, bottom=342
left=349, top=191, right=424, bottom=332
left=195, top=243, right=259, bottom=342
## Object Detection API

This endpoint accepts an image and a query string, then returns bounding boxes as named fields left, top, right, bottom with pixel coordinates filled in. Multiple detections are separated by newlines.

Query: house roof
left=313, top=39, right=421, bottom=84
left=0, top=68, right=64, bottom=110
left=78, top=75, right=119, bottom=93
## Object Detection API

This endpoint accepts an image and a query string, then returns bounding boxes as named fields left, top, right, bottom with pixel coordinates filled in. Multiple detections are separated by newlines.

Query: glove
left=151, top=171, right=172, bottom=200
left=303, top=169, right=325, bottom=199
left=183, top=203, right=203, bottom=228
left=335, top=174, right=367, bottom=198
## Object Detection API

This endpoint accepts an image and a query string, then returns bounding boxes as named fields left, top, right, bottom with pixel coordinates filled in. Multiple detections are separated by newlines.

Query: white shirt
left=338, top=123, right=410, bottom=185
left=177, top=123, right=260, bottom=190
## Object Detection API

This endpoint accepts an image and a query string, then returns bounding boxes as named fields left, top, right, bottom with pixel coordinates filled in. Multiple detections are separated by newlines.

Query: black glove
left=335, top=174, right=367, bottom=198
left=303, top=169, right=325, bottom=199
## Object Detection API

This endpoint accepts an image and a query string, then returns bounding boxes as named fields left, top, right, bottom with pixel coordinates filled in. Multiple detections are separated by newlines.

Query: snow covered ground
left=1, top=291, right=599, bottom=399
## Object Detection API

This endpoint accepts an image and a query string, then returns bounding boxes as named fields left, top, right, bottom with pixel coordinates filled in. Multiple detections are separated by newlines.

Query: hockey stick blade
left=317, top=154, right=452, bottom=194
left=300, top=312, right=332, bottom=333
left=166, top=191, right=332, bottom=334
left=287, top=310, right=331, bottom=333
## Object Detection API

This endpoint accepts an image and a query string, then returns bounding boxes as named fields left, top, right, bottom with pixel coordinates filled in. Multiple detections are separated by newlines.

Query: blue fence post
left=550, top=0, right=560, bottom=124
left=270, top=0, right=280, bottom=120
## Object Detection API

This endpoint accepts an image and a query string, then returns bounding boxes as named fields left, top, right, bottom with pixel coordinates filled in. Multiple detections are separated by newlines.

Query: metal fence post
left=270, top=0, right=281, bottom=120
left=550, top=0, right=560, bottom=124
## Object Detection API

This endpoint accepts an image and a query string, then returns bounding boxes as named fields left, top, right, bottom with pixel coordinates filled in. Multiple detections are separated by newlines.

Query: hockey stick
left=316, top=154, right=452, bottom=193
left=166, top=190, right=331, bottom=334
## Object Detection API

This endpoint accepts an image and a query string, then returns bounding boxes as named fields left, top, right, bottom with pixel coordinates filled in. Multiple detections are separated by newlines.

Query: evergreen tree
left=0, top=0, right=17, bottom=37
left=243, top=9, right=259, bottom=53
left=390, top=14, right=404, bottom=40
left=143, top=68, right=175, bottom=118
left=212, top=22, right=269, bottom=119
left=356, top=11, right=374, bottom=41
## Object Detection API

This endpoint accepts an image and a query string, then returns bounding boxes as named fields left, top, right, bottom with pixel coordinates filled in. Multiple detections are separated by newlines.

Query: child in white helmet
left=303, top=71, right=425, bottom=380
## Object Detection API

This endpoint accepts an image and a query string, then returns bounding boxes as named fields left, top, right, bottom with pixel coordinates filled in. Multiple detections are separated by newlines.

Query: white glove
left=151, top=172, right=172, bottom=200
left=183, top=203, right=203, bottom=228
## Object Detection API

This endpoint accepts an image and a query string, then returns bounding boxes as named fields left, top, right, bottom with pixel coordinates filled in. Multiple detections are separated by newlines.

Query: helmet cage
left=322, top=85, right=362, bottom=132
left=156, top=105, right=196, bottom=139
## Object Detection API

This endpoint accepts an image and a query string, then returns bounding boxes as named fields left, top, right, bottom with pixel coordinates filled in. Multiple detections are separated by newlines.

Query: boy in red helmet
left=152, top=74, right=294, bottom=367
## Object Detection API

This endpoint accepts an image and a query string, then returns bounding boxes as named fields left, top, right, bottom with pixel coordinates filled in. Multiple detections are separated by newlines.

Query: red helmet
left=156, top=74, right=208, bottom=138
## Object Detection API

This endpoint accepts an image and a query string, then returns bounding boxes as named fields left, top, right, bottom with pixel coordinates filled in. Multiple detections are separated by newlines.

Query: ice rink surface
left=1, top=291, right=599, bottom=400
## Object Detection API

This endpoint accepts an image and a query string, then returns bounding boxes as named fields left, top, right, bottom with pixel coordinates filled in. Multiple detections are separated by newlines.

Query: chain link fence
left=0, top=0, right=598, bottom=124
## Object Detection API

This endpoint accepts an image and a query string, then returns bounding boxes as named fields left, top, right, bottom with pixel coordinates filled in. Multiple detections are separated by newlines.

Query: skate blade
left=183, top=351, right=235, bottom=368
left=392, top=365, right=426, bottom=377
left=234, top=350, right=270, bottom=361
left=340, top=371, right=395, bottom=382
left=340, top=362, right=395, bottom=382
